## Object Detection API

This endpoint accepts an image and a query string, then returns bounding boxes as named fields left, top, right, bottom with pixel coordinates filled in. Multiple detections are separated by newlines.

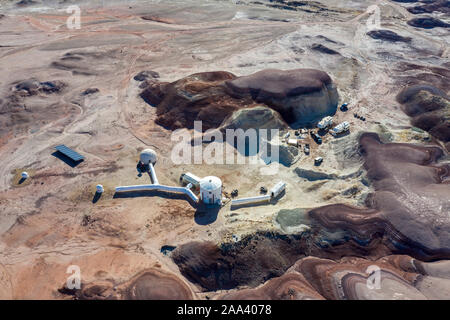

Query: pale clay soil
left=0, top=0, right=448, bottom=299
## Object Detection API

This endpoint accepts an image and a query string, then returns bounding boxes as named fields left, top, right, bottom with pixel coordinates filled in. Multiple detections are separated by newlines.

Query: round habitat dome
left=200, top=176, right=222, bottom=190
left=140, top=148, right=157, bottom=165
left=199, top=176, right=222, bottom=205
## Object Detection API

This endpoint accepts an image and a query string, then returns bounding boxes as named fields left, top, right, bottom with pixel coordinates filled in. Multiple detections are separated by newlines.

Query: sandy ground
left=0, top=0, right=448, bottom=299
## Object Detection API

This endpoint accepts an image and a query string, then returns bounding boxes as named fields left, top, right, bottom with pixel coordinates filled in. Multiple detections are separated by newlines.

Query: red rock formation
left=59, top=268, right=194, bottom=300
left=220, top=255, right=450, bottom=300
left=140, top=69, right=338, bottom=131
left=396, top=84, right=450, bottom=148
left=311, top=132, right=450, bottom=258
left=173, top=133, right=450, bottom=293
left=124, top=269, right=194, bottom=300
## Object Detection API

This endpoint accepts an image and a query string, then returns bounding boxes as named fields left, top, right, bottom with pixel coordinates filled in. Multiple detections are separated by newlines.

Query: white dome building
left=199, top=176, right=222, bottom=205
left=96, top=184, right=104, bottom=193
left=140, top=148, right=157, bottom=165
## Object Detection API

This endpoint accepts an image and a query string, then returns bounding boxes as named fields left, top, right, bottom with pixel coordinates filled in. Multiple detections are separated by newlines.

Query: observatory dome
left=140, top=149, right=157, bottom=165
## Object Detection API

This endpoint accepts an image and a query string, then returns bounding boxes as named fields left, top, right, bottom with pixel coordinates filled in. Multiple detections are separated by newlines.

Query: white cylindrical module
left=96, top=184, right=104, bottom=193
left=231, top=195, right=271, bottom=207
left=199, top=176, right=222, bottom=205
left=140, top=148, right=157, bottom=165
left=180, top=172, right=201, bottom=188
left=148, top=163, right=159, bottom=185
left=270, top=181, right=286, bottom=198
left=21, top=172, right=29, bottom=179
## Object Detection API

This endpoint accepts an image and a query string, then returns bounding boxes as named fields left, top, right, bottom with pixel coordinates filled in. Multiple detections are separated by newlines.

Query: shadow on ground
left=52, top=151, right=84, bottom=168
left=194, top=203, right=220, bottom=225
left=113, top=190, right=198, bottom=207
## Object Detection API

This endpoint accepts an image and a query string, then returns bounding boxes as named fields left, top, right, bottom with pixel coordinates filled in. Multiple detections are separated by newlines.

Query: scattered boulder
left=14, top=79, right=66, bottom=96
left=134, top=70, right=160, bottom=81
left=16, top=0, right=38, bottom=7
left=311, top=43, right=339, bottom=54
left=82, top=88, right=99, bottom=95
left=407, top=17, right=450, bottom=29
left=367, top=29, right=412, bottom=42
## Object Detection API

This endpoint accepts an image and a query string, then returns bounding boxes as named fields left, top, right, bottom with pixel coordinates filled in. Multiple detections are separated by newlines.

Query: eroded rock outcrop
left=367, top=30, right=412, bottom=43
left=140, top=69, right=338, bottom=131
left=311, top=133, right=450, bottom=258
left=59, top=268, right=194, bottom=300
left=397, top=84, right=450, bottom=148
left=407, top=17, right=450, bottom=29
left=220, top=255, right=450, bottom=300
left=0, top=79, right=70, bottom=143
left=221, top=105, right=287, bottom=131
left=225, top=69, right=338, bottom=126
left=173, top=133, right=450, bottom=292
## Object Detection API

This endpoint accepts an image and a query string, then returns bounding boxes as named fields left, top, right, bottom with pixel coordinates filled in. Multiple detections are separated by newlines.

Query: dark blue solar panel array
left=54, top=145, right=84, bottom=161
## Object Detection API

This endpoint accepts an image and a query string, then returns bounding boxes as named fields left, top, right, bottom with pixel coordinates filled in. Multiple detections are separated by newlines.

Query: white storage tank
left=96, top=184, right=104, bottom=193
left=140, top=148, right=157, bottom=165
left=199, top=176, right=222, bottom=205
left=21, top=171, right=29, bottom=179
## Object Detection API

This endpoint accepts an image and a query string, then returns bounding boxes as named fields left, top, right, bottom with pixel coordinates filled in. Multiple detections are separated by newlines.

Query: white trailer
left=287, top=138, right=299, bottom=147
left=317, top=116, right=333, bottom=129
left=330, top=121, right=350, bottom=136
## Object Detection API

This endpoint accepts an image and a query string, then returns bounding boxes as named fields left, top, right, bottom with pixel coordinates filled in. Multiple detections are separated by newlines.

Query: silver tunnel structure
left=115, top=148, right=199, bottom=204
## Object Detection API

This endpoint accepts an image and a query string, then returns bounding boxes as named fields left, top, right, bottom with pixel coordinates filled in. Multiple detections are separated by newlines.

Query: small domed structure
left=21, top=172, right=29, bottom=179
left=140, top=148, right=157, bottom=165
left=199, top=176, right=222, bottom=205
left=96, top=184, right=104, bottom=193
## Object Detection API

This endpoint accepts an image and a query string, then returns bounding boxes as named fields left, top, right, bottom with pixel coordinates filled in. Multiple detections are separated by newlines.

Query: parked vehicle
left=314, top=157, right=323, bottom=166
left=310, top=131, right=322, bottom=144
left=304, top=144, right=310, bottom=155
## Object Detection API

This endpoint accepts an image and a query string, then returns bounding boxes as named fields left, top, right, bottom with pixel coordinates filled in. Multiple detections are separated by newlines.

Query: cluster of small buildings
left=281, top=103, right=352, bottom=166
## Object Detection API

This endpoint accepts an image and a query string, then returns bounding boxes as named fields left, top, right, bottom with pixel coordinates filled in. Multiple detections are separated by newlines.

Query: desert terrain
left=0, top=0, right=449, bottom=300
